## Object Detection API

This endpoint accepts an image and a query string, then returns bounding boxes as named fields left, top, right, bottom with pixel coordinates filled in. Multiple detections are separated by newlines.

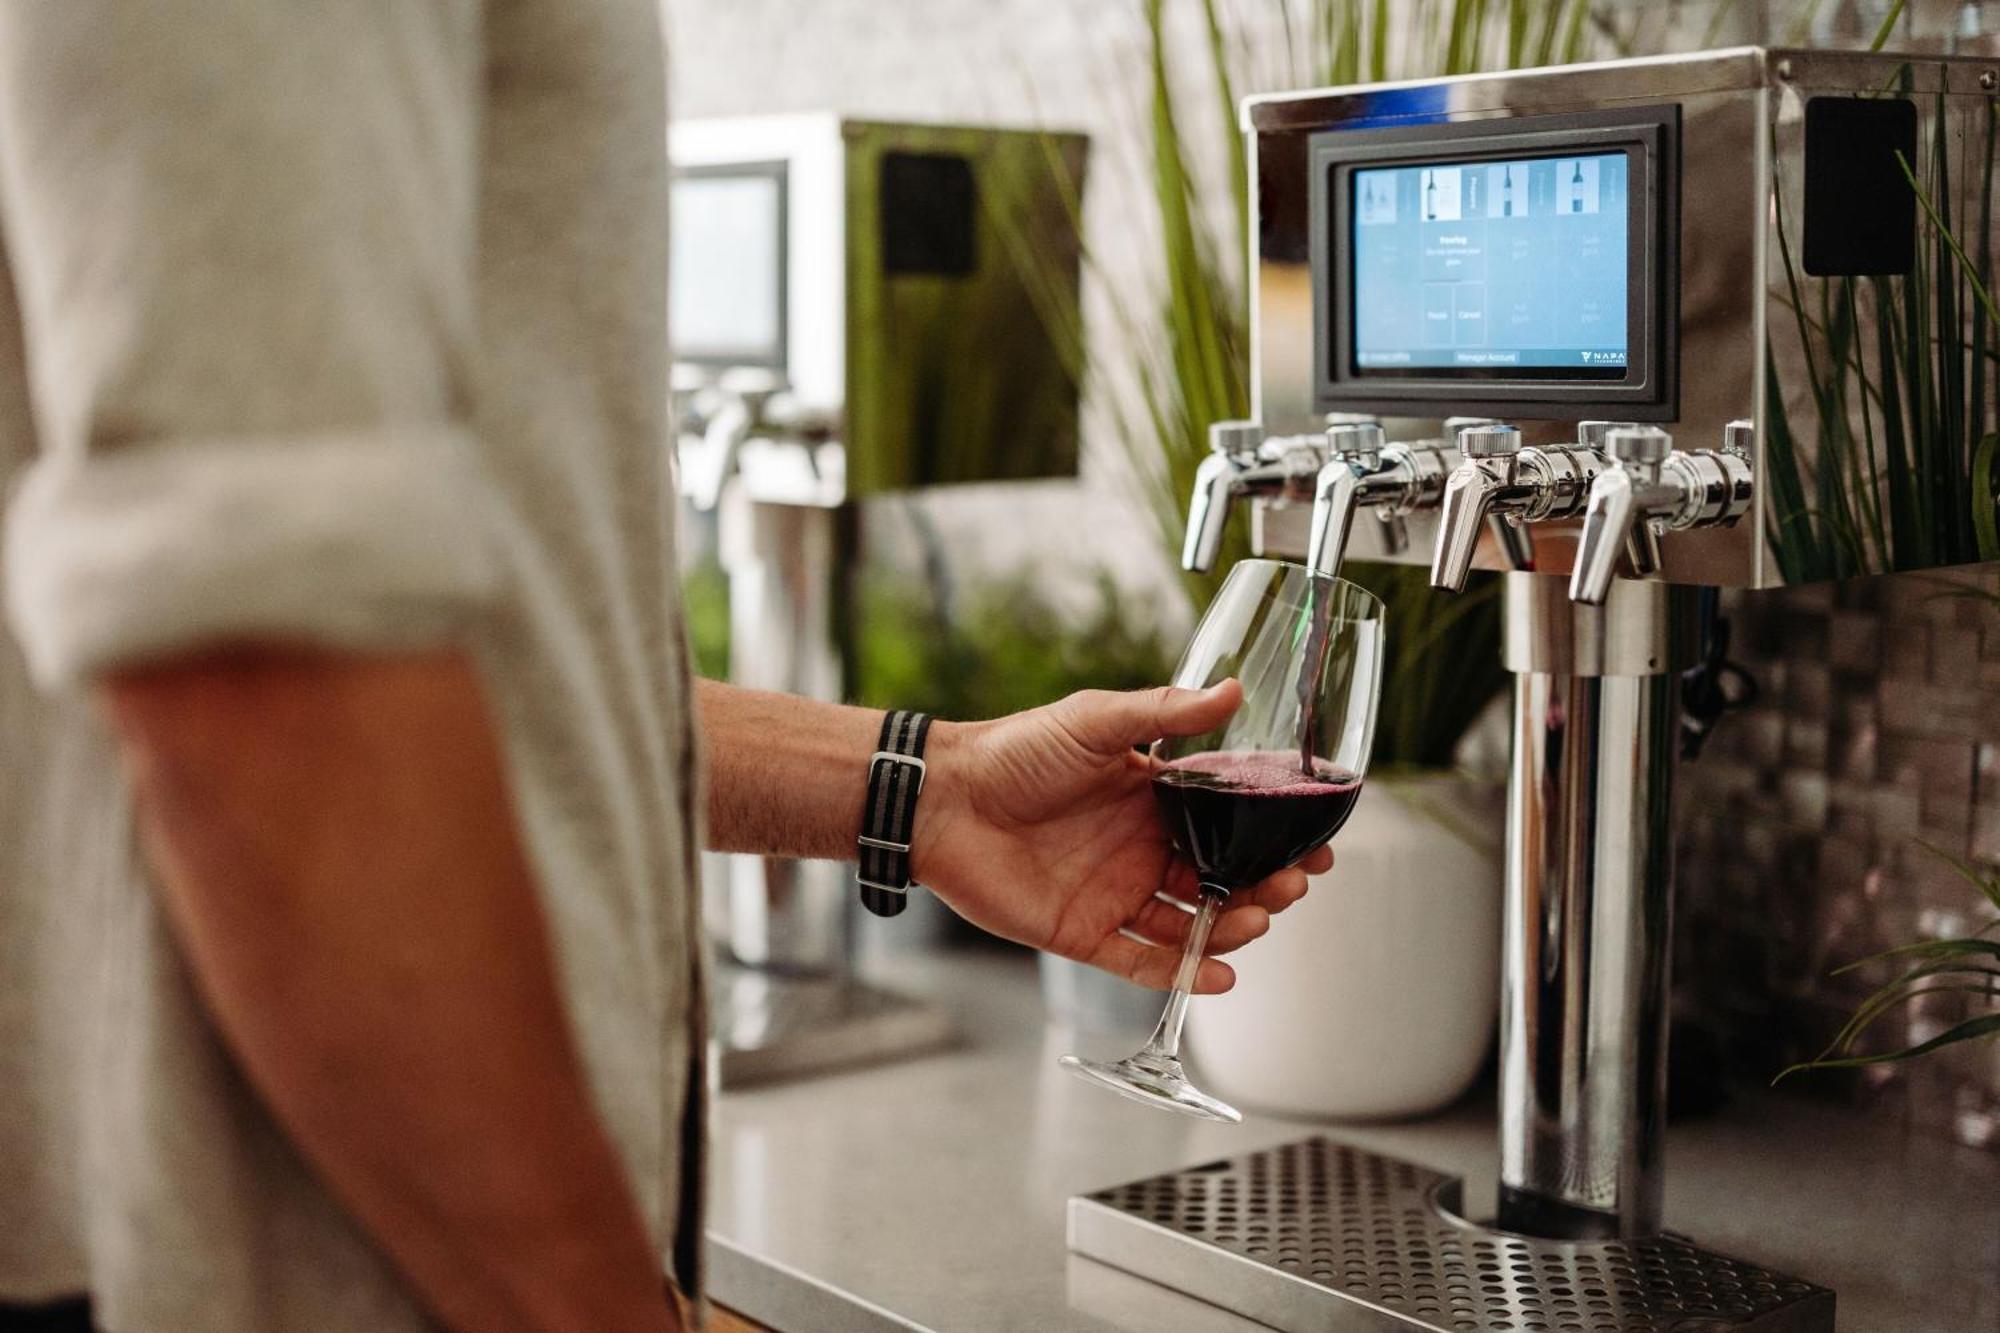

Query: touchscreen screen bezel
left=1311, top=105, right=1677, bottom=420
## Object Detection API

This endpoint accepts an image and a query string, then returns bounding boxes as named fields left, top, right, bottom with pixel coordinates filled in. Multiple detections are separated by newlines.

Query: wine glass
left=1059, top=559, right=1384, bottom=1122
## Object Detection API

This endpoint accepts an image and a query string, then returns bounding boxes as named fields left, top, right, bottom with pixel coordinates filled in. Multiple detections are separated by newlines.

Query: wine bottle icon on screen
left=1424, top=170, right=1436, bottom=220
left=1571, top=160, right=1585, bottom=213
left=1502, top=165, right=1514, bottom=217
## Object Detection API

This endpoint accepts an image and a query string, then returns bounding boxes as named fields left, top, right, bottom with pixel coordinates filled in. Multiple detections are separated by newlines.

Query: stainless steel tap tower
left=1075, top=47, right=2000, bottom=1331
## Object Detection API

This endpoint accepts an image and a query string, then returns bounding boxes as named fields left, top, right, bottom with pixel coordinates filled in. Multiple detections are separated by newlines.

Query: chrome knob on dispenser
left=1428, top=424, right=1607, bottom=591
left=1181, top=421, right=1323, bottom=572
left=1568, top=424, right=1756, bottom=605
left=1305, top=422, right=1458, bottom=580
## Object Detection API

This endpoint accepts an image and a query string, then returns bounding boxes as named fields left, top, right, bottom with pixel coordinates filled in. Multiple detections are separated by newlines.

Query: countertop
left=705, top=948, right=2000, bottom=1333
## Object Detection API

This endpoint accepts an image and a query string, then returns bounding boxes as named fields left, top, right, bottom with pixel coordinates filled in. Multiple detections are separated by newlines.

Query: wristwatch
left=856, top=709, right=932, bottom=917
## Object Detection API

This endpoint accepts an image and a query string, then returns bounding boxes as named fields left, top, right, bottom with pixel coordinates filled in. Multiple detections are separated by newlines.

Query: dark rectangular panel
left=880, top=151, right=977, bottom=277
left=1803, top=96, right=1916, bottom=278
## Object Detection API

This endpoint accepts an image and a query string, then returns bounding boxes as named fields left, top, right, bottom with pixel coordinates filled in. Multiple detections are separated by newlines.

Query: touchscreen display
left=1350, top=151, right=1628, bottom=375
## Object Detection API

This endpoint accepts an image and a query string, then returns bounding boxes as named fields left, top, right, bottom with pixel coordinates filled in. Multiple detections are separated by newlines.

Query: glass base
left=1058, top=1050, right=1243, bottom=1124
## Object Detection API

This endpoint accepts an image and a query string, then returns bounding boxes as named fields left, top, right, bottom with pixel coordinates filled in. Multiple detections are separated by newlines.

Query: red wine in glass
left=1151, top=751, right=1362, bottom=891
left=1060, top=560, right=1384, bottom=1124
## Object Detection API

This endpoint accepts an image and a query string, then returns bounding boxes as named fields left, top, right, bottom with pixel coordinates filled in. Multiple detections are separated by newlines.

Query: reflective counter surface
left=705, top=949, right=2000, bottom=1333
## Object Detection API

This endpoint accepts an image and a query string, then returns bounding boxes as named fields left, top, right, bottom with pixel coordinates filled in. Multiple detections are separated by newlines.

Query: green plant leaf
left=1761, top=350, right=1825, bottom=582
left=1897, top=147, right=2000, bottom=336
left=1868, top=0, right=1907, bottom=52
left=1783, top=0, right=1829, bottom=45
left=1823, top=974, right=2000, bottom=1061
left=1199, top=0, right=1249, bottom=264
left=1975, top=431, right=2000, bottom=559
left=1831, top=935, right=2000, bottom=976
left=1771, top=137, right=1857, bottom=577
left=1776, top=1012, right=2000, bottom=1082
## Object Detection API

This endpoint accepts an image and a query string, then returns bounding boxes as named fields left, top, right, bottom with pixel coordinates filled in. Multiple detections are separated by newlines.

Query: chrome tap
left=1568, top=423, right=1755, bottom=605
left=1574, top=421, right=1662, bottom=578
left=1304, top=422, right=1457, bottom=581
left=1429, top=423, right=1607, bottom=591
left=680, top=379, right=799, bottom=512
left=1182, top=421, right=1324, bottom=572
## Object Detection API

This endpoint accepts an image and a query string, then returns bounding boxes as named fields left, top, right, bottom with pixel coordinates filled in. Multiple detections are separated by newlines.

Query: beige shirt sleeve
left=0, top=0, right=505, bottom=686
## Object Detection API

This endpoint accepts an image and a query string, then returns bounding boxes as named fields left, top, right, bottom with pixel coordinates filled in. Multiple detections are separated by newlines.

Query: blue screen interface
left=1350, top=151, right=1628, bottom=373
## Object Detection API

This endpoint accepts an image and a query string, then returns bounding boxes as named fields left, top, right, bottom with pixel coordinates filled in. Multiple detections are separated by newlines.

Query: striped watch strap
left=857, top=709, right=933, bottom=918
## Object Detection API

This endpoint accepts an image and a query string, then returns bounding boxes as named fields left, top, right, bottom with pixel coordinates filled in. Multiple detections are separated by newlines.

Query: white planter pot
left=1184, top=773, right=1503, bottom=1120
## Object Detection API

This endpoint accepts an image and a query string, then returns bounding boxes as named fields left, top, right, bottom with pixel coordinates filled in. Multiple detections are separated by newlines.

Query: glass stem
left=1138, top=885, right=1226, bottom=1064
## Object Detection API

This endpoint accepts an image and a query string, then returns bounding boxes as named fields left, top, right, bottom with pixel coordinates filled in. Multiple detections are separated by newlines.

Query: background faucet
left=680, top=377, right=799, bottom=512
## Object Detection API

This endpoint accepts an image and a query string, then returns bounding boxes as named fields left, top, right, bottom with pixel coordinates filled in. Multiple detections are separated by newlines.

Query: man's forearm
left=694, top=679, right=964, bottom=861
left=103, top=649, right=676, bottom=1333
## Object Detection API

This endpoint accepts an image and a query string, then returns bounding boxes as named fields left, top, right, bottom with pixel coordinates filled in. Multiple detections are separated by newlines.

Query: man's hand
left=911, top=681, right=1328, bottom=994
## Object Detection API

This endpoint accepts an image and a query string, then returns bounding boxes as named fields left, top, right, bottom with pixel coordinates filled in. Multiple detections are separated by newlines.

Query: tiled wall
left=1677, top=561, right=2000, bottom=1151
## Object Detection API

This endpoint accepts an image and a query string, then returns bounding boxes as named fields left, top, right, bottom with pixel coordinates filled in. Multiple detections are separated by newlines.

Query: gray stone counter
left=704, top=949, right=2000, bottom=1332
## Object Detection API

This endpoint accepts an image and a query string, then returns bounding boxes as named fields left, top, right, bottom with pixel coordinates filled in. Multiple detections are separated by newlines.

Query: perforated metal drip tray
left=1068, top=1137, right=1834, bottom=1332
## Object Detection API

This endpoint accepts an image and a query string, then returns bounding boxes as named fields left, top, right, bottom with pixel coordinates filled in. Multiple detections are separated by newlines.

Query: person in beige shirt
left=0, top=3, right=1322, bottom=1331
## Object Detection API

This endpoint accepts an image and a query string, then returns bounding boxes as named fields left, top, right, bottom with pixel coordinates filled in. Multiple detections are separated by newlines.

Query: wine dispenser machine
left=1076, top=47, right=2000, bottom=1331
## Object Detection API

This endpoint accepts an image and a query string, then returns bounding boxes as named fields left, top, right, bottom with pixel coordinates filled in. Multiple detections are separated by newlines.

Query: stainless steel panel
left=1242, top=47, right=2000, bottom=587
left=839, top=121, right=1087, bottom=495
left=1070, top=1138, right=1836, bottom=1332
left=1501, top=665, right=1679, bottom=1236
left=1501, top=573, right=1700, bottom=677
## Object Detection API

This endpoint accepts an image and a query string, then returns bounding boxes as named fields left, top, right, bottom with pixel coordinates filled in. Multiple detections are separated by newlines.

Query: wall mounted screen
left=670, top=163, right=787, bottom=368
left=1350, top=151, right=1629, bottom=377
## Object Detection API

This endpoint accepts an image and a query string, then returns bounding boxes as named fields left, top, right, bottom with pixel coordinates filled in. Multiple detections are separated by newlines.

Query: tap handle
left=1570, top=467, right=1639, bottom=605
left=1431, top=463, right=1502, bottom=591
left=1307, top=459, right=1362, bottom=580
left=1606, top=424, right=1671, bottom=470
left=1325, top=421, right=1385, bottom=467
left=1576, top=419, right=1634, bottom=452
left=1626, top=522, right=1664, bottom=578
left=1429, top=425, right=1519, bottom=590
left=1307, top=422, right=1390, bottom=580
left=1182, top=449, right=1241, bottom=572
left=1210, top=420, right=1265, bottom=459
left=1458, top=423, right=1522, bottom=458
left=1377, top=510, right=1411, bottom=557
left=1182, top=421, right=1266, bottom=571
left=1722, top=418, right=1755, bottom=459
left=1487, top=515, right=1536, bottom=571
